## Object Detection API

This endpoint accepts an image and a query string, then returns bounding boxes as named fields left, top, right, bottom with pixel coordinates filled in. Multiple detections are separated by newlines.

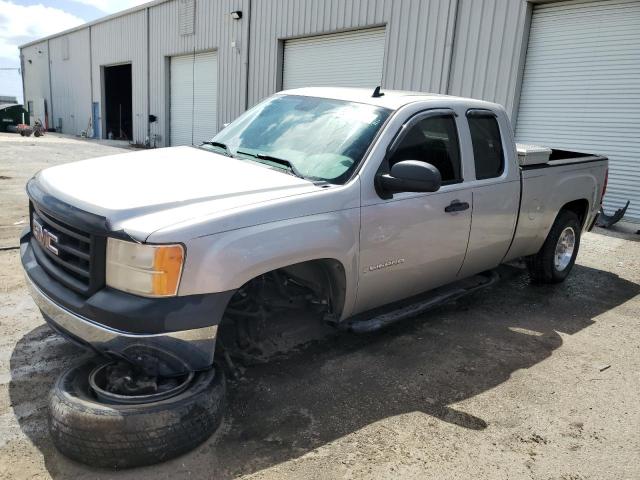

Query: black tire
left=49, top=359, right=226, bottom=469
left=526, top=209, right=581, bottom=284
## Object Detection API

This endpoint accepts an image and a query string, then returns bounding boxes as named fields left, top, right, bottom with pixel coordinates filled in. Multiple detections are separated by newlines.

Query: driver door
left=355, top=110, right=472, bottom=314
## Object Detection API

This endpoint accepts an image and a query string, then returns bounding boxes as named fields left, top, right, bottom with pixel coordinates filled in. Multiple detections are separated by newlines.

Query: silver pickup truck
left=20, top=87, right=607, bottom=468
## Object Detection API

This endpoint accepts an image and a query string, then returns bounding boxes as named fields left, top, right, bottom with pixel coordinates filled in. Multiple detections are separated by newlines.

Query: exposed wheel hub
left=89, top=360, right=194, bottom=405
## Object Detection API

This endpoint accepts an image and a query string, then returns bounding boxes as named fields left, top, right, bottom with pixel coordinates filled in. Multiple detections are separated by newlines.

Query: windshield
left=203, top=95, right=391, bottom=184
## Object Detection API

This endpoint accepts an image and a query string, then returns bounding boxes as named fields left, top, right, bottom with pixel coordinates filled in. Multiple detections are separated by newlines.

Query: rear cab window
left=467, top=110, right=505, bottom=180
left=387, top=114, right=462, bottom=185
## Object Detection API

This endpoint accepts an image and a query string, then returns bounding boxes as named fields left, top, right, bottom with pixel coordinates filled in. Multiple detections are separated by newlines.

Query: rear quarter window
left=467, top=112, right=504, bottom=180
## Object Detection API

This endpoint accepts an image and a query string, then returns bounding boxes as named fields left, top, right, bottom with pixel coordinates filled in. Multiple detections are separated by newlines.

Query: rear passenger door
left=457, top=109, right=520, bottom=277
left=356, top=110, right=473, bottom=314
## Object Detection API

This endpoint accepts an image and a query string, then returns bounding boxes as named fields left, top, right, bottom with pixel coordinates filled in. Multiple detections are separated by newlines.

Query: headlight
left=106, top=238, right=185, bottom=297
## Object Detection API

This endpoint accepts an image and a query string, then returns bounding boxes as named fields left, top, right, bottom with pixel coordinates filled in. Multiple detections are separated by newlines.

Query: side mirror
left=377, top=160, right=442, bottom=194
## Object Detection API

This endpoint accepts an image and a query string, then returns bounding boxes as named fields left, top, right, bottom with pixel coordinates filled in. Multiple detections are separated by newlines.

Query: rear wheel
left=526, top=210, right=581, bottom=284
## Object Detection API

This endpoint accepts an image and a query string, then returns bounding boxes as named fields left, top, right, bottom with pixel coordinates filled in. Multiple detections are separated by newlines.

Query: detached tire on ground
left=49, top=359, right=226, bottom=469
left=526, top=209, right=582, bottom=284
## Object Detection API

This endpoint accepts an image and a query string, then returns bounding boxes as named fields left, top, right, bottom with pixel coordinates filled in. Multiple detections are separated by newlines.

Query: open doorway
left=103, top=64, right=132, bottom=140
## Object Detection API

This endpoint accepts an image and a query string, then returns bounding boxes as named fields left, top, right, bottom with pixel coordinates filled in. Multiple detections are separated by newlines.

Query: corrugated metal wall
left=49, top=29, right=92, bottom=136
left=448, top=0, right=530, bottom=120
left=148, top=0, right=248, bottom=147
left=247, top=0, right=458, bottom=107
left=90, top=10, right=148, bottom=144
left=384, top=0, right=456, bottom=93
left=20, top=41, right=52, bottom=126
left=21, top=0, right=532, bottom=145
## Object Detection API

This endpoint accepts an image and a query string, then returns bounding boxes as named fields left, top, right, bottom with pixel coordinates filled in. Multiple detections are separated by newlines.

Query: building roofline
left=19, top=0, right=170, bottom=49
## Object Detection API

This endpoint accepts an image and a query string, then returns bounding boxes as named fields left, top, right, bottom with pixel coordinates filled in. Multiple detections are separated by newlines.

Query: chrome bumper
left=25, top=273, right=218, bottom=374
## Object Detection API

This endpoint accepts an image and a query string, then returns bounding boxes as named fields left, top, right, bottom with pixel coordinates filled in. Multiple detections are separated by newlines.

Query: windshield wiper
left=202, top=141, right=234, bottom=157
left=237, top=150, right=305, bottom=179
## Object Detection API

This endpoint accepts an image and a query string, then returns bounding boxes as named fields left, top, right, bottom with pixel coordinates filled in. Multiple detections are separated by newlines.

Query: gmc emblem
left=32, top=218, right=59, bottom=256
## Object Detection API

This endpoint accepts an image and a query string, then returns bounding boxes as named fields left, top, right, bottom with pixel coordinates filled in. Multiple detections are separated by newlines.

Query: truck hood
left=35, top=146, right=320, bottom=240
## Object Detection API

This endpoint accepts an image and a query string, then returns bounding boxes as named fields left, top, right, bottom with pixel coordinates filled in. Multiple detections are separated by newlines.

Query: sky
left=0, top=0, right=149, bottom=103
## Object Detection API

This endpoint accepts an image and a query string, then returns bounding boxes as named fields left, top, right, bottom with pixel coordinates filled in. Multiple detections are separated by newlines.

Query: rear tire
left=49, top=358, right=226, bottom=469
left=526, top=210, right=581, bottom=284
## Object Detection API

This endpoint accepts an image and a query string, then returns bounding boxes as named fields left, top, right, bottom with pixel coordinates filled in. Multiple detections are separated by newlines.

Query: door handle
left=445, top=200, right=470, bottom=213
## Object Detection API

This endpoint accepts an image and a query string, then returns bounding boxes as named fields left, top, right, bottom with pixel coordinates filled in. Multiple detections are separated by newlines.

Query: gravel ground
left=0, top=132, right=639, bottom=480
left=0, top=132, right=131, bottom=249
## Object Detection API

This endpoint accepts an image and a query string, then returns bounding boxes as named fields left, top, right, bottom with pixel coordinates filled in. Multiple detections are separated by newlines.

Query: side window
left=388, top=114, right=462, bottom=184
left=467, top=112, right=504, bottom=180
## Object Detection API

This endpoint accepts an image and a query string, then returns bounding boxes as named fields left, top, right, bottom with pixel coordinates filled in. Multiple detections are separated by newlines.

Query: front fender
left=177, top=209, right=360, bottom=320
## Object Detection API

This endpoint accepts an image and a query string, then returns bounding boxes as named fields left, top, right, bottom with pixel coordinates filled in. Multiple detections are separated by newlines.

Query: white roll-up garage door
left=283, top=28, right=386, bottom=90
left=515, top=0, right=640, bottom=222
left=170, top=51, right=217, bottom=146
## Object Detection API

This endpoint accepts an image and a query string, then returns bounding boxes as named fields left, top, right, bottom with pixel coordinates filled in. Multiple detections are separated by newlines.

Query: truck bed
left=504, top=148, right=608, bottom=263
left=522, top=149, right=607, bottom=170
left=517, top=144, right=607, bottom=170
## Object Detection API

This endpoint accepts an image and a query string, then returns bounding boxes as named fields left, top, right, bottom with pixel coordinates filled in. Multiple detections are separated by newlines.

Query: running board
left=341, top=271, right=500, bottom=333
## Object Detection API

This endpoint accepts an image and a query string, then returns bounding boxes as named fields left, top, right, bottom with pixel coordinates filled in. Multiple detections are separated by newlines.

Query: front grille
left=30, top=203, right=106, bottom=296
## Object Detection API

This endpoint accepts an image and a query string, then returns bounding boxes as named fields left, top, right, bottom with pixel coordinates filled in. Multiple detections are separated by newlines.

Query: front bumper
left=25, top=274, right=218, bottom=373
left=21, top=232, right=235, bottom=374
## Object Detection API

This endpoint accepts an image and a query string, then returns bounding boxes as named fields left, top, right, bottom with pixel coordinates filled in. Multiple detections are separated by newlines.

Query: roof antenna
left=372, top=86, right=384, bottom=98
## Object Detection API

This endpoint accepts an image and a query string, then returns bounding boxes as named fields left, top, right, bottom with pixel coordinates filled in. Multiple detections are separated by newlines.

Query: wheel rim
left=554, top=226, right=576, bottom=272
left=89, top=361, right=194, bottom=405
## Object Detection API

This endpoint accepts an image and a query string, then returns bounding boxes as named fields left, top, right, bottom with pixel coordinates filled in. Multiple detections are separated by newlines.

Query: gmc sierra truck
left=20, top=87, right=608, bottom=468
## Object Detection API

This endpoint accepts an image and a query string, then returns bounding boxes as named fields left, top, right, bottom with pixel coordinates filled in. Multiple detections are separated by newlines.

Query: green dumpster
left=0, top=104, right=29, bottom=132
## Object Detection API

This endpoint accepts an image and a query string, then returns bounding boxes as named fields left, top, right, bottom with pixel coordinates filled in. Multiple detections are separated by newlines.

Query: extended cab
left=21, top=87, right=608, bottom=375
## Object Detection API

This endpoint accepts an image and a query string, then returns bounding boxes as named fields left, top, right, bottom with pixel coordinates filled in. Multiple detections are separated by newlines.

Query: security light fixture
left=230, top=11, right=242, bottom=20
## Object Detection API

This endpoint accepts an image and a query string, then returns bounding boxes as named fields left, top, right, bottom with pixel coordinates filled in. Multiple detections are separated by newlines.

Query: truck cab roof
left=279, top=87, right=504, bottom=112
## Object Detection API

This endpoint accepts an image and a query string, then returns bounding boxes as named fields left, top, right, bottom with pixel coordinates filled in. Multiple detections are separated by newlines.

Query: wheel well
left=216, top=259, right=346, bottom=361
left=560, top=199, right=590, bottom=228
left=226, top=259, right=347, bottom=319
left=277, top=258, right=347, bottom=319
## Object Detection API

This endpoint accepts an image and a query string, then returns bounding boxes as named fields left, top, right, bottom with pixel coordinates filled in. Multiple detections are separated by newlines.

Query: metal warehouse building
left=20, top=0, right=640, bottom=221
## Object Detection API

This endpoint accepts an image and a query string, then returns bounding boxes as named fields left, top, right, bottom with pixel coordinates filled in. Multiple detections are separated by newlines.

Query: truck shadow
left=8, top=264, right=640, bottom=479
